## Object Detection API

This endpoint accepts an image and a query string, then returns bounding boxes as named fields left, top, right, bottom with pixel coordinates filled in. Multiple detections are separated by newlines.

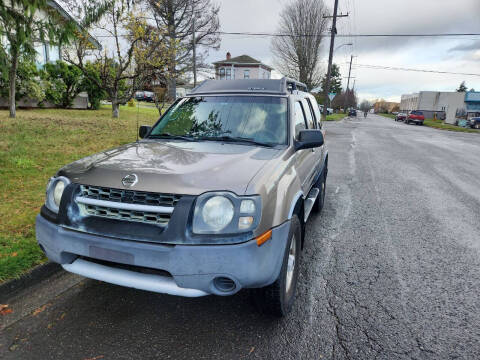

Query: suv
left=36, top=78, right=328, bottom=317
left=348, top=109, right=357, bottom=117
left=395, top=113, right=407, bottom=122
left=406, top=110, right=425, bottom=125
left=469, top=117, right=480, bottom=129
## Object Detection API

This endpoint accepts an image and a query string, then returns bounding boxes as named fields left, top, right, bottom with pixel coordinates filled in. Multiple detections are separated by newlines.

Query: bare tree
left=271, top=0, right=328, bottom=90
left=147, top=0, right=220, bottom=100
left=65, top=0, right=168, bottom=118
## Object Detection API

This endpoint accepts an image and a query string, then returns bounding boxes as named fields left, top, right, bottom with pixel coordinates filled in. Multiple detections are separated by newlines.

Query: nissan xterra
left=36, top=78, right=328, bottom=316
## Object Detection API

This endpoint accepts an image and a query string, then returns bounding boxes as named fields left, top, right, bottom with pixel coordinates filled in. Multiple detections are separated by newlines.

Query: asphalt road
left=2, top=114, right=480, bottom=359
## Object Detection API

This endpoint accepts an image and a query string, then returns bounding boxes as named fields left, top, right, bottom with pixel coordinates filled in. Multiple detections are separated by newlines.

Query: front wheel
left=254, top=215, right=302, bottom=317
left=312, top=170, right=326, bottom=213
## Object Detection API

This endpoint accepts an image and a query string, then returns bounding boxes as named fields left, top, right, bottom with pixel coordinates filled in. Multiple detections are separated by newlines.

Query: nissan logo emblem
left=122, top=173, right=138, bottom=187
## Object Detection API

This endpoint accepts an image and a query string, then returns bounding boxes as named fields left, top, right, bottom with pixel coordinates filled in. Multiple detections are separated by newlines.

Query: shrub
left=128, top=98, right=136, bottom=107
left=80, top=63, right=106, bottom=110
left=42, top=61, right=84, bottom=108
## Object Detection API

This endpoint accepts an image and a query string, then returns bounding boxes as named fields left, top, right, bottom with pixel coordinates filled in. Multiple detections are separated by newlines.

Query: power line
left=355, top=64, right=480, bottom=77
left=90, top=31, right=480, bottom=39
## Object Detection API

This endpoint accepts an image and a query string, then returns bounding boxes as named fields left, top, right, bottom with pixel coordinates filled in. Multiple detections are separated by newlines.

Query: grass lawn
left=325, top=113, right=346, bottom=121
left=423, top=118, right=480, bottom=133
left=0, top=105, right=161, bottom=282
left=378, top=113, right=396, bottom=119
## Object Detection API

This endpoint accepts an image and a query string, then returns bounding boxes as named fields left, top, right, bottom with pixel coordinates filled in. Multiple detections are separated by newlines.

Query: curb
left=0, top=262, right=62, bottom=303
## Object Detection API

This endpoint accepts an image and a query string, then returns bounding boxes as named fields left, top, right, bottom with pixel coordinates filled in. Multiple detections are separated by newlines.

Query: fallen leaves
left=83, top=355, right=104, bottom=360
left=0, top=304, right=13, bottom=315
left=32, top=303, right=50, bottom=316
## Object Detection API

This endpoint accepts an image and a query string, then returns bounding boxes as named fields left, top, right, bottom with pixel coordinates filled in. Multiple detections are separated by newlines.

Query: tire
left=312, top=169, right=326, bottom=213
left=254, top=215, right=302, bottom=317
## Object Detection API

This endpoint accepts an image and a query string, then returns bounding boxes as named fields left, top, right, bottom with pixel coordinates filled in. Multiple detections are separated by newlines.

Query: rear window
left=150, top=96, right=288, bottom=145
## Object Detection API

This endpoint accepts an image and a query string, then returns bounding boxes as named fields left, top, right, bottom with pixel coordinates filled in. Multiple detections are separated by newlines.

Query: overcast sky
left=206, top=0, right=480, bottom=102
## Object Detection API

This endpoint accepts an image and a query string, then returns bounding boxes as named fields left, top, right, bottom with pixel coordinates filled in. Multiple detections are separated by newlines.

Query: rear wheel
left=254, top=215, right=302, bottom=317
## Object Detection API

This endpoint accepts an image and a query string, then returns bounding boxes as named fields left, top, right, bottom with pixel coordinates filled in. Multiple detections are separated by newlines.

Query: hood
left=58, top=140, right=282, bottom=195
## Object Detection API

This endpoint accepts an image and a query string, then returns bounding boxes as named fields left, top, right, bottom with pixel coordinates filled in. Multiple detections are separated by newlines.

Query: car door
left=305, top=97, right=325, bottom=174
left=293, top=99, right=317, bottom=195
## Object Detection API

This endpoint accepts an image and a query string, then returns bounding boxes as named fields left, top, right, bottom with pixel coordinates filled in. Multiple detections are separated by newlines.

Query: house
left=212, top=52, right=272, bottom=80
left=0, top=0, right=101, bottom=109
left=400, top=91, right=467, bottom=124
left=34, top=0, right=102, bottom=67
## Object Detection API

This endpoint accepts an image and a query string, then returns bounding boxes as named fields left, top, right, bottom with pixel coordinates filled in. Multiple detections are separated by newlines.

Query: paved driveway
left=2, top=114, right=480, bottom=359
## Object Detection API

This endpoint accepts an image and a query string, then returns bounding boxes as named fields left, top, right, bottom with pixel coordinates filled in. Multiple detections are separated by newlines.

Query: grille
left=78, top=185, right=181, bottom=226
left=82, top=203, right=171, bottom=225
left=80, top=185, right=181, bottom=207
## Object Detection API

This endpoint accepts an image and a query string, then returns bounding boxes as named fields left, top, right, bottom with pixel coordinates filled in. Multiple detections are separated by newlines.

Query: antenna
left=136, top=97, right=139, bottom=142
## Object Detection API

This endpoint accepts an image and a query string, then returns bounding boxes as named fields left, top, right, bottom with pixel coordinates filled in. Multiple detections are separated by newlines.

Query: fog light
left=238, top=216, right=254, bottom=230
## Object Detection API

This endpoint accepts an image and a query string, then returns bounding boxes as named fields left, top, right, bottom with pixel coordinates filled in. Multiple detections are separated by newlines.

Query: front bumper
left=36, top=215, right=290, bottom=296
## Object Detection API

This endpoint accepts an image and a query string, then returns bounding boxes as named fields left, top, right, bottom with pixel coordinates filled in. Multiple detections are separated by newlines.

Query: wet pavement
left=2, top=114, right=480, bottom=359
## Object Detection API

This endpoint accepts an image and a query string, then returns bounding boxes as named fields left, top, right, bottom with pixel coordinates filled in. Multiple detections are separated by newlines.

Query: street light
left=334, top=43, right=353, bottom=51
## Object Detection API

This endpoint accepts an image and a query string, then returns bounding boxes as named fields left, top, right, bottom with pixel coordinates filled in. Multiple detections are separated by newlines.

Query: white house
left=0, top=0, right=101, bottom=109
left=212, top=53, right=272, bottom=80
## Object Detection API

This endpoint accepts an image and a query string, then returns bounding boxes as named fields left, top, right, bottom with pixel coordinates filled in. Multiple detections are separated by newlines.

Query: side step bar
left=304, top=187, right=320, bottom=222
left=62, top=259, right=208, bottom=297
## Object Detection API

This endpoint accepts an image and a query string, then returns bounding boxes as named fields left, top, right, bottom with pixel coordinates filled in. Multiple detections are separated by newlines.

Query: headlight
left=201, top=196, right=234, bottom=231
left=45, top=176, right=71, bottom=213
left=193, top=192, right=261, bottom=234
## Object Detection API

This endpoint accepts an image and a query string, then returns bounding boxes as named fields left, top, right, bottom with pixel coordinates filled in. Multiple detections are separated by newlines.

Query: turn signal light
left=256, top=229, right=272, bottom=246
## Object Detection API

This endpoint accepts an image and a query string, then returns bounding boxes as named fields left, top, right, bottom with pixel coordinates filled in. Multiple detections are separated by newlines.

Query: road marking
left=335, top=186, right=339, bottom=194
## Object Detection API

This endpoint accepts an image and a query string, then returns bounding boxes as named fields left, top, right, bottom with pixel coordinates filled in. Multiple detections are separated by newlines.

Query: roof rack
left=188, top=78, right=309, bottom=96
left=283, top=77, right=308, bottom=93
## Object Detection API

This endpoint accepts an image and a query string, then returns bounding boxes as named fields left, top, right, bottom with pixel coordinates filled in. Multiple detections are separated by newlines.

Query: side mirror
left=295, top=129, right=324, bottom=151
left=139, top=125, right=151, bottom=139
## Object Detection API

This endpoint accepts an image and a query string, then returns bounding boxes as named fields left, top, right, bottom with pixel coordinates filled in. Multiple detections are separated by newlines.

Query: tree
left=457, top=81, right=467, bottom=92
left=271, top=0, right=328, bottom=90
left=147, top=0, right=221, bottom=100
left=0, top=54, right=46, bottom=104
left=66, top=0, right=169, bottom=118
left=0, top=0, right=75, bottom=117
left=321, top=64, right=342, bottom=95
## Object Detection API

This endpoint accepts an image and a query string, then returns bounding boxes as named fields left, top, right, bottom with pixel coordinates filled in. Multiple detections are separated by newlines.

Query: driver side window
left=294, top=101, right=308, bottom=138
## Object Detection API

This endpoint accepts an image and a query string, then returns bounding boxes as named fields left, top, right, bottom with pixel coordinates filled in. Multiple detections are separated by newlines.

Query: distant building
left=464, top=91, right=480, bottom=119
left=212, top=52, right=272, bottom=80
left=373, top=101, right=399, bottom=113
left=400, top=91, right=470, bottom=124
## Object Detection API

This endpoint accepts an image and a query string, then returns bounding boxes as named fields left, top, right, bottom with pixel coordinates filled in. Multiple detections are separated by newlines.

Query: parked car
left=348, top=109, right=357, bottom=117
left=319, top=104, right=333, bottom=115
left=405, top=110, right=425, bottom=125
left=135, top=90, right=156, bottom=102
left=395, top=113, right=407, bottom=122
left=36, top=78, right=328, bottom=317
left=470, top=117, right=480, bottom=129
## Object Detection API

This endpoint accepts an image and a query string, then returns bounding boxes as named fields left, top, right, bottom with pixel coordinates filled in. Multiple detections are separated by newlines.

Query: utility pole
left=322, top=0, right=348, bottom=119
left=344, top=54, right=356, bottom=112
left=192, top=0, right=197, bottom=87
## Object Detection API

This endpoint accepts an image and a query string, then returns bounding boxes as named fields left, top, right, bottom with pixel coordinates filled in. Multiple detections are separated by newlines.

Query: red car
left=405, top=110, right=425, bottom=125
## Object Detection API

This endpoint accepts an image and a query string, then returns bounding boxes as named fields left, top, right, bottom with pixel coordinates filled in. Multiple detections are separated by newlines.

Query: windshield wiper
left=198, top=135, right=275, bottom=148
left=148, top=133, right=196, bottom=141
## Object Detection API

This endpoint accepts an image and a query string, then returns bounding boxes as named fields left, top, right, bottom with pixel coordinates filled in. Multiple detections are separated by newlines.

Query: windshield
left=148, top=96, right=288, bottom=145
